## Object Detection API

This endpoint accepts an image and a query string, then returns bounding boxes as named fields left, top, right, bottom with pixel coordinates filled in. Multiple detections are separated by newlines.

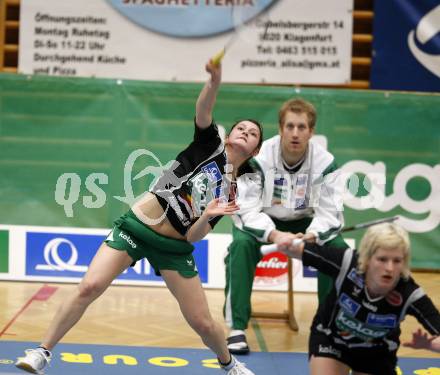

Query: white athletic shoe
left=15, top=347, right=51, bottom=374
left=221, top=356, right=255, bottom=375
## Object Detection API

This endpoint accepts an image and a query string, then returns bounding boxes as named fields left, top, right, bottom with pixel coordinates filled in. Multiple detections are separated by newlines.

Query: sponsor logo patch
left=347, top=268, right=364, bottom=288
left=201, top=161, right=222, bottom=183
left=318, top=344, right=341, bottom=358
left=294, top=174, right=308, bottom=209
left=367, top=313, right=397, bottom=328
left=362, top=300, right=378, bottom=312
left=119, top=231, right=137, bottom=249
left=274, top=177, right=286, bottom=186
left=336, top=310, right=389, bottom=341
left=339, top=293, right=361, bottom=315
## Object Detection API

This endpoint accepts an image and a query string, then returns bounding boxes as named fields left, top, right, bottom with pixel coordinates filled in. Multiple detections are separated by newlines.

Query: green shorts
left=104, top=210, right=197, bottom=278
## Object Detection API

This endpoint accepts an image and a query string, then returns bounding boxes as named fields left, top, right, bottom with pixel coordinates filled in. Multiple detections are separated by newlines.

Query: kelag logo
left=25, top=232, right=208, bottom=283
left=0, top=230, right=9, bottom=273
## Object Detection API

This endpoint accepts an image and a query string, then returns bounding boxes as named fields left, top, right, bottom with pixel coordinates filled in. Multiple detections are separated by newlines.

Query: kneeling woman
left=279, top=223, right=440, bottom=375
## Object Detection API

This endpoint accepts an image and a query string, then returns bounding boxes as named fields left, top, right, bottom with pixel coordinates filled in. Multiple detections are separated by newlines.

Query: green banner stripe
left=0, top=230, right=9, bottom=273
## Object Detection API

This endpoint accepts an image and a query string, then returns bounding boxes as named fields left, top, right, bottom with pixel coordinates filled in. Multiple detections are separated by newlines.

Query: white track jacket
left=232, top=135, right=345, bottom=245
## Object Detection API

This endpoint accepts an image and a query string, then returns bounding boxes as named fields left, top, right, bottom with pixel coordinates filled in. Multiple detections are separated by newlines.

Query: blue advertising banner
left=25, top=232, right=208, bottom=283
left=370, top=0, right=440, bottom=92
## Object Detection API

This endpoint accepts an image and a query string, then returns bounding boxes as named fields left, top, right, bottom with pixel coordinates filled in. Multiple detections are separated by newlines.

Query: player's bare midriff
left=131, top=192, right=186, bottom=241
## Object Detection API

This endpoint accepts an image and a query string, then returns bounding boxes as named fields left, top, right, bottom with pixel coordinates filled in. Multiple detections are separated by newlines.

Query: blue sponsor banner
left=370, top=0, right=440, bottom=92
left=303, top=265, right=317, bottom=278
left=25, top=232, right=208, bottom=283
left=193, top=240, right=208, bottom=283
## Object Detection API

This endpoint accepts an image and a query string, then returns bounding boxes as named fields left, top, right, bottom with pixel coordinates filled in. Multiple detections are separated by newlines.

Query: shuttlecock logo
left=407, top=5, right=440, bottom=78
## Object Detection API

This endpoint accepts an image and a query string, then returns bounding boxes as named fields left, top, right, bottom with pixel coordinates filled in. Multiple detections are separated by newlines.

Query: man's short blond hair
left=278, top=98, right=317, bottom=129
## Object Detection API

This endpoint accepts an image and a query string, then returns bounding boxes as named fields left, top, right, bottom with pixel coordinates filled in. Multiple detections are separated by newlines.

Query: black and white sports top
left=303, top=244, right=440, bottom=351
left=152, top=120, right=235, bottom=236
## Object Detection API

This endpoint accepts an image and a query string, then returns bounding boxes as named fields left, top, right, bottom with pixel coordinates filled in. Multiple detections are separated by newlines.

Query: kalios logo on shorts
left=119, top=231, right=137, bottom=249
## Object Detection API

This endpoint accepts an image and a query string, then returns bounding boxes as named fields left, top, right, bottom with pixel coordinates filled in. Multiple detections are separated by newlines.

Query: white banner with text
left=19, top=0, right=353, bottom=84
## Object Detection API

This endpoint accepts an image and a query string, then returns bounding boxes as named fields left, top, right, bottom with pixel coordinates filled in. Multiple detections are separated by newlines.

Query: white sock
left=221, top=355, right=236, bottom=370
left=229, top=329, right=245, bottom=337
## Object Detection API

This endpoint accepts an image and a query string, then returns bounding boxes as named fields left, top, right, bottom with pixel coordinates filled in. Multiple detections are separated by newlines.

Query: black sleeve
left=193, top=118, right=222, bottom=146
left=208, top=215, right=223, bottom=229
left=408, top=294, right=440, bottom=336
left=171, top=120, right=222, bottom=179
left=301, top=243, right=351, bottom=278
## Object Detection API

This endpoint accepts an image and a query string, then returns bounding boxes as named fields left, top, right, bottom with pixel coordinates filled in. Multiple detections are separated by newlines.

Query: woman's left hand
left=203, top=198, right=239, bottom=218
left=403, top=328, right=435, bottom=350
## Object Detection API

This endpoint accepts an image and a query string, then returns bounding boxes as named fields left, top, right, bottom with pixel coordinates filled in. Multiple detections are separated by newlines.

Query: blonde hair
left=278, top=98, right=317, bottom=129
left=357, top=222, right=411, bottom=279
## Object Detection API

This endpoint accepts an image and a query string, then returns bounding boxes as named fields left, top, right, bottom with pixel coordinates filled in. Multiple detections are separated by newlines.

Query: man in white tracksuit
left=224, top=98, right=348, bottom=354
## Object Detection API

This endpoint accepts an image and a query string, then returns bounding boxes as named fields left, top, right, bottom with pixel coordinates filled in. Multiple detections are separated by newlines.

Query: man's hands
left=264, top=230, right=307, bottom=258
left=302, top=232, right=317, bottom=243
left=268, top=230, right=316, bottom=250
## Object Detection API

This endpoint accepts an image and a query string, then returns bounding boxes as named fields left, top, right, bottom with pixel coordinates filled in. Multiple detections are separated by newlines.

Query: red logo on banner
left=254, top=252, right=289, bottom=286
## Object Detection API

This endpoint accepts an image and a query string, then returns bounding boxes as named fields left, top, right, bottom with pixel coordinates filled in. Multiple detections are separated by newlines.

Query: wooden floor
left=0, top=272, right=439, bottom=359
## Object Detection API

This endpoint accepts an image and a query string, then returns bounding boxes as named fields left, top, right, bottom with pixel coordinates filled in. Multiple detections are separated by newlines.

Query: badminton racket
left=212, top=1, right=270, bottom=66
left=260, top=216, right=399, bottom=256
